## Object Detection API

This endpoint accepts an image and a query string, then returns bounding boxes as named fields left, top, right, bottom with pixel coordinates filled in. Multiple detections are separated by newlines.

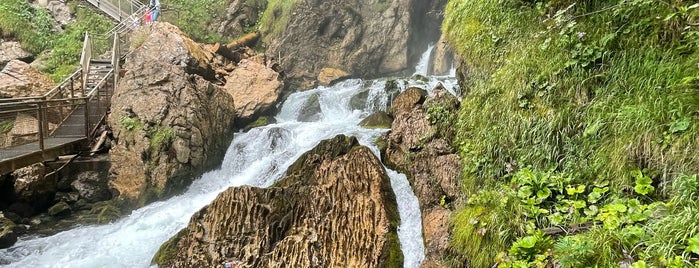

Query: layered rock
left=381, top=84, right=461, bottom=267
left=0, top=60, right=54, bottom=98
left=154, top=135, right=402, bottom=267
left=264, top=0, right=447, bottom=88
left=108, top=23, right=284, bottom=207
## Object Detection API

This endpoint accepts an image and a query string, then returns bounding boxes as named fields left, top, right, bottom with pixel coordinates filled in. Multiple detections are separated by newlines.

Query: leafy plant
left=633, top=170, right=655, bottom=196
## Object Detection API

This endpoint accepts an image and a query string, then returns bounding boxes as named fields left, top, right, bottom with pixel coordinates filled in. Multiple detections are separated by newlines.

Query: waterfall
left=0, top=51, right=459, bottom=268
left=413, top=44, right=435, bottom=76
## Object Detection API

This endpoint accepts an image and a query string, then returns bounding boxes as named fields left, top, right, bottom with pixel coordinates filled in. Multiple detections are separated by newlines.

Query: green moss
left=152, top=229, right=188, bottom=266
left=0, top=120, right=14, bottom=134
left=84, top=201, right=122, bottom=224
left=258, top=0, right=300, bottom=42
left=0, top=0, right=113, bottom=81
left=150, top=126, right=175, bottom=154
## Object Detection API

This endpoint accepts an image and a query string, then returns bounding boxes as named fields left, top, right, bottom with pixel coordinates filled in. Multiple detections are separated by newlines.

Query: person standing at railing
left=148, top=0, right=160, bottom=22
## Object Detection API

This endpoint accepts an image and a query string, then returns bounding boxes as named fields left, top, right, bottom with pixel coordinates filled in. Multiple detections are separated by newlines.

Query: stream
left=0, top=47, right=458, bottom=267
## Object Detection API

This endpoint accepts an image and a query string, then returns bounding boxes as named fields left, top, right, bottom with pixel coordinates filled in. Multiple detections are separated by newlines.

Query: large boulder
left=264, top=0, right=447, bottom=88
left=109, top=23, right=286, bottom=208
left=0, top=60, right=54, bottom=98
left=11, top=164, right=55, bottom=215
left=46, top=1, right=73, bottom=28
left=108, top=23, right=236, bottom=207
left=0, top=42, right=33, bottom=70
left=0, top=215, right=18, bottom=249
left=154, top=135, right=402, bottom=267
left=381, top=85, right=461, bottom=267
left=221, top=58, right=284, bottom=123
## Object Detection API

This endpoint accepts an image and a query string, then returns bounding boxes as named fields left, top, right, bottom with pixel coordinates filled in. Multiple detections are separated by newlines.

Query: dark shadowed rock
left=154, top=135, right=402, bottom=267
left=0, top=215, right=18, bottom=249
left=12, top=164, right=55, bottom=212
left=47, top=201, right=71, bottom=218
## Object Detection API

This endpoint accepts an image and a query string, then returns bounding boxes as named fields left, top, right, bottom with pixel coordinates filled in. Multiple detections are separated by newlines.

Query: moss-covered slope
left=443, top=0, right=699, bottom=267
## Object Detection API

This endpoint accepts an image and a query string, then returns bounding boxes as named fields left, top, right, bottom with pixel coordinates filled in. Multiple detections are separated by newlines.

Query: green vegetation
left=0, top=0, right=114, bottom=81
left=0, top=120, right=14, bottom=134
left=149, top=126, right=175, bottom=154
left=257, top=0, right=299, bottom=42
left=444, top=0, right=699, bottom=266
left=161, top=0, right=267, bottom=43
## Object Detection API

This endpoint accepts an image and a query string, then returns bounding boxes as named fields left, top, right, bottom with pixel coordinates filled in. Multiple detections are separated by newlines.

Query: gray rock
left=297, top=93, right=321, bottom=122
left=47, top=1, right=73, bottom=28
left=0, top=217, right=18, bottom=249
left=71, top=171, right=111, bottom=203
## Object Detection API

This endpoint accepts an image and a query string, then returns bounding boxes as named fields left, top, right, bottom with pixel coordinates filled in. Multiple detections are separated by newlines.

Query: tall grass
left=0, top=0, right=55, bottom=54
left=445, top=0, right=699, bottom=265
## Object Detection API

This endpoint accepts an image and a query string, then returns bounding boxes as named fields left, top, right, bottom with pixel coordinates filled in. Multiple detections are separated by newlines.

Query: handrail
left=0, top=69, right=83, bottom=104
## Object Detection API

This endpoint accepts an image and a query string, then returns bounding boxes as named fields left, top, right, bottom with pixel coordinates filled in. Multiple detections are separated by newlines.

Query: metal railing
left=0, top=33, right=118, bottom=154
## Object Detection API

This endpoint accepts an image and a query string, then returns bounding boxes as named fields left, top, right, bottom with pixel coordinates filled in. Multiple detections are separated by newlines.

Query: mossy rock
left=82, top=201, right=122, bottom=224
left=359, top=111, right=393, bottom=129
left=152, top=229, right=188, bottom=266
left=243, top=116, right=276, bottom=132
left=350, top=89, right=370, bottom=111
left=47, top=201, right=71, bottom=218
left=0, top=217, right=18, bottom=249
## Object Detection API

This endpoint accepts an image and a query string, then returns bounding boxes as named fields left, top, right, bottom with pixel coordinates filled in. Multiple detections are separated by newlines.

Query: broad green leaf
left=669, top=118, right=691, bottom=133
left=687, top=236, right=699, bottom=254
left=537, top=188, right=551, bottom=200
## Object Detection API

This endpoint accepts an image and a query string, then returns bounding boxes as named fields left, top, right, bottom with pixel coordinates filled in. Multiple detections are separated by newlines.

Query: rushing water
left=0, top=49, right=458, bottom=267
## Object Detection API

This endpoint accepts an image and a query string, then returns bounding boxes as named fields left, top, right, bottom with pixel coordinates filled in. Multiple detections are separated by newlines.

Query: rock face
left=0, top=60, right=54, bottom=98
left=0, top=42, right=33, bottom=70
left=109, top=23, right=284, bottom=207
left=381, top=84, right=461, bottom=267
left=155, top=135, right=402, bottom=267
left=264, top=0, right=447, bottom=88
left=212, top=1, right=265, bottom=41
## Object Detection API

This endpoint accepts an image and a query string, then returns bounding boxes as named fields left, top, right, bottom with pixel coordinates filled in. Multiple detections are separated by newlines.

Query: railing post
left=80, top=32, right=92, bottom=96
left=37, top=103, right=45, bottom=151
left=84, top=98, right=90, bottom=138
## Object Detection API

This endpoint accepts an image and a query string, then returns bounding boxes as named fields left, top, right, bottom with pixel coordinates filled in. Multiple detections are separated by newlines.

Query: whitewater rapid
left=0, top=48, right=458, bottom=267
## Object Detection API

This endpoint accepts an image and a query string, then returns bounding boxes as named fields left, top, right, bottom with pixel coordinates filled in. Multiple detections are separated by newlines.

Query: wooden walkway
left=0, top=0, right=144, bottom=175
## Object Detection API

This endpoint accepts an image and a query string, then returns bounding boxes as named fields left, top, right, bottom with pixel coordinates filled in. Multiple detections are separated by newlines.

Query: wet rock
left=0, top=60, right=54, bottom=98
left=429, top=34, right=455, bottom=76
left=0, top=42, right=32, bottom=70
left=54, top=191, right=79, bottom=204
left=389, top=87, right=427, bottom=117
left=71, top=171, right=111, bottom=203
left=155, top=135, right=402, bottom=267
left=297, top=93, right=321, bottom=122
left=317, top=67, right=350, bottom=86
left=47, top=201, right=71, bottom=218
left=359, top=111, right=393, bottom=129
left=0, top=216, right=18, bottom=249
left=381, top=84, right=462, bottom=265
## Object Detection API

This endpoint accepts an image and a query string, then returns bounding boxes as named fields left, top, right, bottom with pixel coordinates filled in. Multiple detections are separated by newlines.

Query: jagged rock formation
left=381, top=85, right=461, bottom=267
left=0, top=60, right=53, bottom=98
left=154, top=135, right=402, bottom=267
left=108, top=22, right=284, bottom=207
left=263, top=0, right=447, bottom=88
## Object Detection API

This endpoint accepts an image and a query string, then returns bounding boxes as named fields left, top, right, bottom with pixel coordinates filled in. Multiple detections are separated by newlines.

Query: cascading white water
left=0, top=60, right=459, bottom=268
left=414, top=44, right=434, bottom=76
